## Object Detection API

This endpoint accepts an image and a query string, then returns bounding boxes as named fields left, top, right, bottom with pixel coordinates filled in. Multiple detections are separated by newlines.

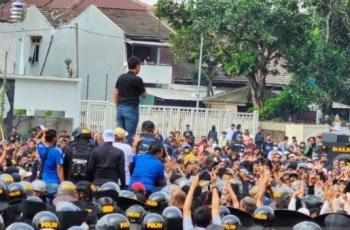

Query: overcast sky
left=139, top=0, right=158, bottom=5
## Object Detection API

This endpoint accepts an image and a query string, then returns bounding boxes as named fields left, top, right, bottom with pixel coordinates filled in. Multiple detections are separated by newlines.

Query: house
left=0, top=0, right=195, bottom=102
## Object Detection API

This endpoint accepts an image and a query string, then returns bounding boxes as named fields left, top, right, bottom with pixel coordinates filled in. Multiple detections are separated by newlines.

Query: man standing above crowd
left=87, top=130, right=126, bottom=188
left=114, top=56, right=148, bottom=143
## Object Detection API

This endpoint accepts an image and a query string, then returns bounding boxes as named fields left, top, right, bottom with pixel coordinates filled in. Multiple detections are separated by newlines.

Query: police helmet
left=73, top=127, right=91, bottom=139
left=0, top=181, right=8, bottom=202
left=0, top=174, right=13, bottom=186
left=146, top=192, right=168, bottom=213
left=6, top=222, right=34, bottom=230
left=57, top=181, right=76, bottom=196
left=55, top=202, right=87, bottom=230
left=8, top=182, right=25, bottom=203
left=162, top=206, right=182, bottom=230
left=97, top=197, right=117, bottom=215
left=142, top=213, right=165, bottom=230
left=19, top=181, right=33, bottom=196
left=119, top=190, right=137, bottom=200
left=31, top=180, right=47, bottom=193
left=222, top=215, right=241, bottom=230
left=126, top=205, right=146, bottom=224
left=76, top=180, right=93, bottom=198
left=96, top=213, right=130, bottom=230
left=72, top=127, right=82, bottom=139
left=0, top=215, right=4, bottom=230
left=67, top=227, right=85, bottom=230
left=161, top=184, right=180, bottom=196
left=33, top=211, right=60, bottom=230
left=219, top=206, right=231, bottom=218
left=252, top=206, right=275, bottom=227
left=99, top=182, right=121, bottom=193
left=118, top=190, right=143, bottom=211
left=293, top=221, right=321, bottom=230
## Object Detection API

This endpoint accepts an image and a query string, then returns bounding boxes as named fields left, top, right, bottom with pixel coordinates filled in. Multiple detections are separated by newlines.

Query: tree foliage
left=156, top=0, right=312, bottom=107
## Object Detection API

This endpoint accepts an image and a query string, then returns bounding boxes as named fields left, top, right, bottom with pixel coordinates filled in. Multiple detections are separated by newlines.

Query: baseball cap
left=113, top=128, right=128, bottom=139
left=102, top=130, right=115, bottom=142
left=141, top=120, right=155, bottom=130
left=131, top=182, right=146, bottom=192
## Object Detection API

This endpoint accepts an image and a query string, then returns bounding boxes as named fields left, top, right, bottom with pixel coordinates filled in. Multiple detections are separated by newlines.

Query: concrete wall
left=8, top=75, right=81, bottom=129
left=13, top=116, right=73, bottom=137
left=261, top=121, right=329, bottom=142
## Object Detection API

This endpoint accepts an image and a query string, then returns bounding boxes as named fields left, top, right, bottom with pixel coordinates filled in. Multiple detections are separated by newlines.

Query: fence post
left=86, top=102, right=91, bottom=130
left=252, top=110, right=259, bottom=136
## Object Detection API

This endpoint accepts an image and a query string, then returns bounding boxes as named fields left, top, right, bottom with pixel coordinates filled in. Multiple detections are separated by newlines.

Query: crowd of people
left=0, top=121, right=348, bottom=230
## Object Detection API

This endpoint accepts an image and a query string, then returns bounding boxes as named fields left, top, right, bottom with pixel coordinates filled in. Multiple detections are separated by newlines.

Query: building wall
left=44, top=5, right=127, bottom=101
left=11, top=75, right=81, bottom=129
left=0, top=23, right=21, bottom=74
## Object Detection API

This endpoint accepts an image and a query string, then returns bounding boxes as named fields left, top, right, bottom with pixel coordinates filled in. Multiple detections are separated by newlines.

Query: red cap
left=131, top=182, right=146, bottom=192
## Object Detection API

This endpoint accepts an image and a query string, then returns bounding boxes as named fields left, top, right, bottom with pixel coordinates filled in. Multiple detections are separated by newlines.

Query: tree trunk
left=247, top=71, right=266, bottom=108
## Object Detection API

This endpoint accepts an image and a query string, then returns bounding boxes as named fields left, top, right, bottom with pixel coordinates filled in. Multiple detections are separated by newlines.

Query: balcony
left=140, top=64, right=172, bottom=85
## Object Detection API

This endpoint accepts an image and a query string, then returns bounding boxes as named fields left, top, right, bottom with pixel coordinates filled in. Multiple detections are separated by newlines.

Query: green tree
left=156, top=0, right=311, bottom=108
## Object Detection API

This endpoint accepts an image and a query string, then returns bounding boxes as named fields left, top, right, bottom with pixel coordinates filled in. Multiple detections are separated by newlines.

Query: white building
left=0, top=2, right=191, bottom=102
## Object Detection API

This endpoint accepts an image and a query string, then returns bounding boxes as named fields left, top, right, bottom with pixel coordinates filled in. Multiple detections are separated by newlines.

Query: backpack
left=69, top=140, right=95, bottom=178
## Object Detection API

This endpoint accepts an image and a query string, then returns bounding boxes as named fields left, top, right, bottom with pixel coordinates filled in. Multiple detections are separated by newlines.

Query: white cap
left=31, top=180, right=47, bottom=193
left=102, top=129, right=115, bottom=142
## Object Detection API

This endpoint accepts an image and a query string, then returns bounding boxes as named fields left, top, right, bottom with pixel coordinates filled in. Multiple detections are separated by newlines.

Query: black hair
left=193, top=206, right=211, bottom=228
left=236, top=124, right=241, bottom=130
left=149, top=142, right=162, bottom=156
left=45, top=129, right=57, bottom=143
left=128, top=56, right=141, bottom=70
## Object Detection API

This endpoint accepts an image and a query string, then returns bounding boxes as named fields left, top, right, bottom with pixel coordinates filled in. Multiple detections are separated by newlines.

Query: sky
left=139, top=0, right=158, bottom=5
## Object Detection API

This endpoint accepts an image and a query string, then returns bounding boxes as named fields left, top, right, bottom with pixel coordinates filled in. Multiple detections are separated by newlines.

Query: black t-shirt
left=115, top=71, right=146, bottom=107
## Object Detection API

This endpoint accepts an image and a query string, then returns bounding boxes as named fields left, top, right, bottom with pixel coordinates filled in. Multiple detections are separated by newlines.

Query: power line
left=0, top=26, right=74, bottom=34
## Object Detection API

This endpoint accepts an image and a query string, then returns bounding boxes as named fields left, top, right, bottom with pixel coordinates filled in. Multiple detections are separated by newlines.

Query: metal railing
left=80, top=100, right=259, bottom=139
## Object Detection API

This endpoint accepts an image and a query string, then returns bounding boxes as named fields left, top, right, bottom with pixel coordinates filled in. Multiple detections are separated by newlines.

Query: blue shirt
left=129, top=153, right=165, bottom=192
left=37, top=144, right=63, bottom=184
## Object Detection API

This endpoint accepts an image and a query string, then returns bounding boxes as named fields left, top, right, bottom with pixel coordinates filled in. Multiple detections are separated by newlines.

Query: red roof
left=74, top=0, right=147, bottom=11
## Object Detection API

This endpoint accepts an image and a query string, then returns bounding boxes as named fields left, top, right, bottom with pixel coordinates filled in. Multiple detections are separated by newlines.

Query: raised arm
left=183, top=175, right=199, bottom=218
left=211, top=172, right=220, bottom=221
left=225, top=181, right=240, bottom=209
left=256, top=166, right=271, bottom=208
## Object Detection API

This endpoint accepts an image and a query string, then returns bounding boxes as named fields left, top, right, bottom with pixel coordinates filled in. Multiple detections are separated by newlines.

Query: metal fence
left=80, top=100, right=259, bottom=139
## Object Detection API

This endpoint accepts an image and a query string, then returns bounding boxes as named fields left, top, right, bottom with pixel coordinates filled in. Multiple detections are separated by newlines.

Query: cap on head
left=102, top=130, right=115, bottom=142
left=131, top=182, right=146, bottom=193
left=141, top=121, right=155, bottom=132
left=114, top=128, right=128, bottom=139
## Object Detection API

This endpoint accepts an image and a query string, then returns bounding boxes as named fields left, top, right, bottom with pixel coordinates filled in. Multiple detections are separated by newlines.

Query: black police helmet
left=8, top=182, right=25, bottom=203
left=76, top=181, right=93, bottom=199
left=162, top=206, right=182, bottom=220
left=162, top=206, right=182, bottom=230
left=219, top=206, right=231, bottom=218
left=142, top=213, right=165, bottom=230
left=33, top=211, right=60, bottom=230
left=222, top=215, right=241, bottom=230
left=96, top=213, right=130, bottom=230
left=6, top=222, right=34, bottom=230
left=126, top=205, right=146, bottom=224
left=146, top=192, right=168, bottom=213
left=252, top=206, right=275, bottom=227
left=0, top=181, right=8, bottom=202
left=293, top=221, right=321, bottom=230
left=97, top=197, right=117, bottom=215
left=99, top=182, right=121, bottom=192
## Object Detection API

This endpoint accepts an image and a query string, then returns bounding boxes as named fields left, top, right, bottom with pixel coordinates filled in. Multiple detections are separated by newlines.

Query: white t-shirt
left=113, top=142, right=134, bottom=185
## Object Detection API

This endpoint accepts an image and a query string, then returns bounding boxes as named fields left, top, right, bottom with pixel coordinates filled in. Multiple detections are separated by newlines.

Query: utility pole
left=196, top=35, right=204, bottom=109
left=75, top=23, right=79, bottom=78
left=0, top=52, right=8, bottom=140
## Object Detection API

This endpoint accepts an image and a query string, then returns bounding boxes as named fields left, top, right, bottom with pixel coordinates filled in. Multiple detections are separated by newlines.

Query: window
left=30, top=36, right=41, bottom=64
left=126, top=44, right=158, bottom=64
